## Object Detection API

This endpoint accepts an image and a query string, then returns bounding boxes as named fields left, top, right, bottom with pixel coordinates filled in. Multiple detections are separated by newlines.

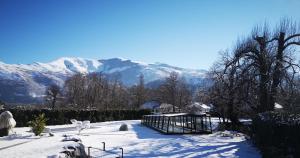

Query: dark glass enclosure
left=142, top=113, right=212, bottom=134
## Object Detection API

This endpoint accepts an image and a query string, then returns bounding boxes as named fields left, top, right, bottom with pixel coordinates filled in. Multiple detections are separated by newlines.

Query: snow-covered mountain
left=0, top=57, right=208, bottom=103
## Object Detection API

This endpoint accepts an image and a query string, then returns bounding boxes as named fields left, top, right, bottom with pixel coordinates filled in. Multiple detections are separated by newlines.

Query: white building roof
left=159, top=103, right=174, bottom=109
left=274, top=102, right=283, bottom=109
left=188, top=102, right=211, bottom=110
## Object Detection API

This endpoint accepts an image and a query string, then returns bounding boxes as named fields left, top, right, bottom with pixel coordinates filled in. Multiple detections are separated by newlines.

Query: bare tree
left=64, top=73, right=86, bottom=109
left=177, top=77, right=192, bottom=110
left=85, top=73, right=106, bottom=110
left=159, top=72, right=179, bottom=112
left=209, top=51, right=244, bottom=125
left=45, top=84, right=61, bottom=109
left=269, top=19, right=300, bottom=111
left=158, top=72, right=192, bottom=112
left=212, top=19, right=300, bottom=118
left=130, top=74, right=147, bottom=110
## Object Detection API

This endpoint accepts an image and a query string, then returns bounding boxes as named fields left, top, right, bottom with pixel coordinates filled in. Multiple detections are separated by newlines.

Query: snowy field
left=0, top=120, right=261, bottom=158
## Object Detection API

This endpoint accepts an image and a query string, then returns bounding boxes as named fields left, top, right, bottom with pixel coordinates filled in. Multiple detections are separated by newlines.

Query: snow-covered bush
left=119, top=123, right=128, bottom=131
left=28, top=113, right=48, bottom=136
left=0, top=111, right=16, bottom=137
left=59, top=143, right=87, bottom=158
left=71, top=119, right=91, bottom=135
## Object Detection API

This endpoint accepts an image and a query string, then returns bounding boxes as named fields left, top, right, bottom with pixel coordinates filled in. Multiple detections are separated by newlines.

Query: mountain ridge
left=0, top=57, right=208, bottom=103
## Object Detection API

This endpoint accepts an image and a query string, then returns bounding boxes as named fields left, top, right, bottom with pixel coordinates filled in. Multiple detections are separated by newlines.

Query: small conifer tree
left=28, top=113, right=48, bottom=136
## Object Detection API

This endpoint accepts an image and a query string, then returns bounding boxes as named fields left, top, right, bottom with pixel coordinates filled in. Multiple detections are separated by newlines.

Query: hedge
left=0, top=109, right=151, bottom=127
left=252, top=111, right=300, bottom=157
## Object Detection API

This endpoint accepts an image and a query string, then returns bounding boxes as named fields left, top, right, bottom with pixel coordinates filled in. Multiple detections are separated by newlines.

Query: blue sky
left=0, top=0, right=299, bottom=69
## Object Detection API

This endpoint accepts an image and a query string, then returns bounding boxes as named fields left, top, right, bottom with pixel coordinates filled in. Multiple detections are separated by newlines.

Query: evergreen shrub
left=28, top=113, right=48, bottom=136
left=252, top=111, right=300, bottom=157
left=1, top=109, right=151, bottom=127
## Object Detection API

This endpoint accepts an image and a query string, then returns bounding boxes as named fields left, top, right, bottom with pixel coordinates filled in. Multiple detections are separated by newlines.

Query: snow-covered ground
left=0, top=120, right=261, bottom=158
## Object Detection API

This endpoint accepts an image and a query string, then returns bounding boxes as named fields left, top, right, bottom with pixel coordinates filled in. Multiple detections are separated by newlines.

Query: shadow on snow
left=125, top=123, right=260, bottom=158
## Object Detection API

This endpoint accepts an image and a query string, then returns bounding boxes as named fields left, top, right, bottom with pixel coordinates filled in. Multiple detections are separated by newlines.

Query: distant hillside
left=0, top=57, right=209, bottom=103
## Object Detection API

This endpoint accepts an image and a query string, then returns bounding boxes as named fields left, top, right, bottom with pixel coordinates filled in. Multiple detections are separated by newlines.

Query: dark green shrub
left=119, top=123, right=128, bottom=131
left=6, top=109, right=151, bottom=127
left=0, top=128, right=8, bottom=137
left=252, top=111, right=300, bottom=157
left=28, top=113, right=48, bottom=136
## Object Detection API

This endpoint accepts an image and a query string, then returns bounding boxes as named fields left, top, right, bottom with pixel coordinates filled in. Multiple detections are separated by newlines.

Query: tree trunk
left=51, top=97, right=56, bottom=110
left=270, top=32, right=285, bottom=111
left=258, top=66, right=269, bottom=113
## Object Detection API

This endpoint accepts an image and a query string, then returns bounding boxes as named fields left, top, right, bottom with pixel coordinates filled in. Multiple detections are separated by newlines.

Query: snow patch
left=0, top=120, right=261, bottom=158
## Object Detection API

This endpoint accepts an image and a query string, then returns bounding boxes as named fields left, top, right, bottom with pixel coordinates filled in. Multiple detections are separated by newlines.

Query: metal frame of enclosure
left=141, top=113, right=212, bottom=134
